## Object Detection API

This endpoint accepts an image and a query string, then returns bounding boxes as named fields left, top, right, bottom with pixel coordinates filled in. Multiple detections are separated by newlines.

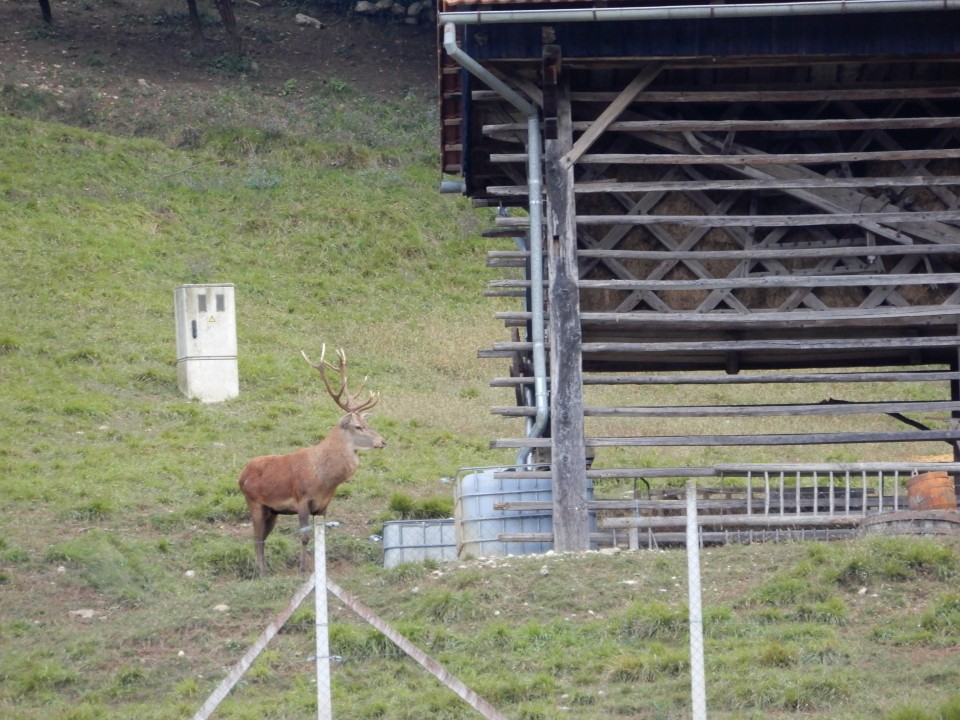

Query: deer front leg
left=297, top=506, right=312, bottom=573
left=248, top=502, right=275, bottom=578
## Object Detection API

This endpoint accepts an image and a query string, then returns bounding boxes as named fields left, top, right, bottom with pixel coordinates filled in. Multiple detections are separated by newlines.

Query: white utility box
left=174, top=283, right=238, bottom=403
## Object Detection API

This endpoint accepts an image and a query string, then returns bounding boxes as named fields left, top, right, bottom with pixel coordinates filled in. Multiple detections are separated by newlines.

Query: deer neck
left=311, top=425, right=358, bottom=479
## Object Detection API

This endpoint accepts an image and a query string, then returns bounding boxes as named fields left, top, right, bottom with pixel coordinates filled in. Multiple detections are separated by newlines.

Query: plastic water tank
left=382, top=520, right=457, bottom=568
left=455, top=469, right=557, bottom=559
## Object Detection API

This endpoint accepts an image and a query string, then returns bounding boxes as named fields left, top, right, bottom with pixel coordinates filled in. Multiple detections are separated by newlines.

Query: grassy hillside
left=1, top=63, right=959, bottom=720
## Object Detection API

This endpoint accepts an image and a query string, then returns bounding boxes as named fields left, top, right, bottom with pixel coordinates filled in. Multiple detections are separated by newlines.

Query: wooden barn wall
left=463, top=12, right=960, bottom=61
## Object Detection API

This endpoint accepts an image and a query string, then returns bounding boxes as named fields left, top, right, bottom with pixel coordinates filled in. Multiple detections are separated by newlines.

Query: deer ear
left=337, top=413, right=354, bottom=429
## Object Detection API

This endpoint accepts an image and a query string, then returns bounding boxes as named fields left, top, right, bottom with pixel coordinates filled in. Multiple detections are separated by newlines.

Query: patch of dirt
left=0, top=0, right=438, bottom=101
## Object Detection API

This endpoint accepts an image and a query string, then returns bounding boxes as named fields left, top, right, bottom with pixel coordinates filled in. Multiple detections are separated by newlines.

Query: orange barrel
left=907, top=471, right=958, bottom=511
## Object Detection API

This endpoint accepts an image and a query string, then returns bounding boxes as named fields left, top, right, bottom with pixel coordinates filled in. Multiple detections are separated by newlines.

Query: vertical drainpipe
left=442, top=23, right=549, bottom=467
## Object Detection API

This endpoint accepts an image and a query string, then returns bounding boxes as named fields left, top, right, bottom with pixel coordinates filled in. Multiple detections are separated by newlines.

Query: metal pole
left=440, top=24, right=550, bottom=466
left=686, top=480, right=707, bottom=720
left=316, top=520, right=332, bottom=720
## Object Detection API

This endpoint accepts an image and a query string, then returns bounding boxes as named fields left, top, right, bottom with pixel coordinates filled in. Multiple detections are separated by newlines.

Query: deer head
left=302, top=345, right=384, bottom=450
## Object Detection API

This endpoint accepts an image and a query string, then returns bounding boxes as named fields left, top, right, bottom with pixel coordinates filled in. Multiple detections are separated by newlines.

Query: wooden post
left=952, top=326, right=960, bottom=497
left=543, top=47, right=590, bottom=552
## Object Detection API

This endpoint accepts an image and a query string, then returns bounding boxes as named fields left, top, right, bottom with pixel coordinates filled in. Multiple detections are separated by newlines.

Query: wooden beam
left=559, top=63, right=663, bottom=169
left=578, top=337, right=960, bottom=354
left=491, top=429, right=960, bottom=448
left=491, top=148, right=960, bottom=166
left=575, top=244, right=960, bottom=261
left=491, top=370, right=960, bottom=386
left=491, top=336, right=960, bottom=354
left=571, top=210, right=960, bottom=227
left=498, top=306, right=960, bottom=330
left=491, top=244, right=960, bottom=265
left=487, top=175, right=960, bottom=196
left=566, top=86, right=960, bottom=104
left=581, top=311, right=960, bottom=330
left=545, top=61, right=591, bottom=553
left=492, top=400, right=960, bottom=418
left=577, top=273, right=960, bottom=291
left=484, top=116, right=960, bottom=137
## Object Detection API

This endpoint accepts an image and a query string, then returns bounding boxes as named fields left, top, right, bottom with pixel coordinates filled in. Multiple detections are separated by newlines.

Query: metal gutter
left=440, top=0, right=960, bottom=25
left=442, top=23, right=549, bottom=466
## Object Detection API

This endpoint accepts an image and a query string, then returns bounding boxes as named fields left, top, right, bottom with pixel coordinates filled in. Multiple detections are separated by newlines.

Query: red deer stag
left=238, top=345, right=385, bottom=577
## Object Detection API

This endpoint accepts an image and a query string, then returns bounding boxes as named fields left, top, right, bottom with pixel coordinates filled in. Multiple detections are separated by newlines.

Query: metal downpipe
left=440, top=0, right=960, bottom=25
left=442, top=24, right=548, bottom=467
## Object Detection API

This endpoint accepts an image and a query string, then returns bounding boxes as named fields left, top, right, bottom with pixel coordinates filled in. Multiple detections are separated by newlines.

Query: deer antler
left=302, top=344, right=379, bottom=414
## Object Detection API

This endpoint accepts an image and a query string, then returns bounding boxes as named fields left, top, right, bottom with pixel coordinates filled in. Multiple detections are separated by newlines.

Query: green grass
left=1, top=50, right=960, bottom=720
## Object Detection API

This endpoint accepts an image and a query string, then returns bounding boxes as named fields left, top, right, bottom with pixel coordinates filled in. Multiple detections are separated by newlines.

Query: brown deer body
left=238, top=346, right=385, bottom=576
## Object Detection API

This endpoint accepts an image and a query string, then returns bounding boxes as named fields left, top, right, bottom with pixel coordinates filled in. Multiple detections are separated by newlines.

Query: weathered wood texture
left=460, top=23, right=960, bottom=521
left=544, top=66, right=591, bottom=553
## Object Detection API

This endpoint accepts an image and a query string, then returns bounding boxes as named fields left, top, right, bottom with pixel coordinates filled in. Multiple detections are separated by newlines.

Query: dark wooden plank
left=487, top=175, right=960, bottom=196
left=478, top=348, right=521, bottom=359
left=486, top=258, right=527, bottom=268
left=575, top=244, right=960, bottom=261
left=566, top=87, right=960, bottom=104
left=491, top=429, right=960, bottom=448
left=579, top=337, right=960, bottom=354
left=492, top=371, right=960, bottom=387
left=495, top=210, right=960, bottom=228
left=580, top=310, right=960, bottom=331
left=484, top=118, right=960, bottom=136
left=494, top=273, right=960, bottom=289
left=492, top=400, right=960, bottom=419
left=489, top=337, right=960, bottom=355
left=577, top=273, right=960, bottom=291
left=497, top=306, right=960, bottom=331
left=492, top=148, right=960, bottom=166
left=573, top=211, right=960, bottom=227
left=474, top=87, right=960, bottom=105
left=497, top=533, right=614, bottom=544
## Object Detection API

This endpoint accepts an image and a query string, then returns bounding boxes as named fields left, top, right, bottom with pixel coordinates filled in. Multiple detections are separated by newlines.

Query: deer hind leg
left=249, top=503, right=277, bottom=577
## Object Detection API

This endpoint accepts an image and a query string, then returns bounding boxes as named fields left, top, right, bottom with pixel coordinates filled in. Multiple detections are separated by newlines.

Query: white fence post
left=194, top=520, right=506, bottom=720
left=686, top=479, right=708, bottom=720
left=316, top=519, right=332, bottom=720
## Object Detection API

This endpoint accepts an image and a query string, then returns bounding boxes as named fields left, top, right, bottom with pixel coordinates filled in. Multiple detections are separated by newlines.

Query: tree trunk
left=185, top=0, right=205, bottom=53
left=38, top=0, right=52, bottom=24
left=214, top=0, right=243, bottom=55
